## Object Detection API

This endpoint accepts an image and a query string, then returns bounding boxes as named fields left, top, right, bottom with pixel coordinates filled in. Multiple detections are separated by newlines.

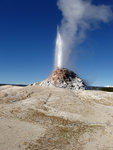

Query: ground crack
left=44, top=93, right=52, bottom=105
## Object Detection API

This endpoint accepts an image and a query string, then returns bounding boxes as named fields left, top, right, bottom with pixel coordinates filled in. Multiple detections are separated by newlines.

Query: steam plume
left=54, top=0, right=113, bottom=69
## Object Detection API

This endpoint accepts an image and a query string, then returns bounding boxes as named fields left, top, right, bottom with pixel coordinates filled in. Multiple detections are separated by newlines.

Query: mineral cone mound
left=39, top=68, right=87, bottom=90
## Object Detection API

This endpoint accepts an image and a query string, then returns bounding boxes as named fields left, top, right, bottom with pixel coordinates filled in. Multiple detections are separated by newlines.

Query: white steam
left=54, top=0, right=113, bottom=69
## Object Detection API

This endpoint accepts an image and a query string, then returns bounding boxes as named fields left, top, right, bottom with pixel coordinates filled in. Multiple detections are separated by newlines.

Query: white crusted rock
left=39, top=68, right=87, bottom=90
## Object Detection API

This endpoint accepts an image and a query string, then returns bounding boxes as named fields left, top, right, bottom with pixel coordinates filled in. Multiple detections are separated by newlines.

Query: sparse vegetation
left=91, top=86, right=113, bottom=92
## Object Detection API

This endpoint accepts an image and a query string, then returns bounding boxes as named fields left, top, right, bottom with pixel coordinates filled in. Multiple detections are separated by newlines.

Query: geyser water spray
left=54, top=28, right=63, bottom=68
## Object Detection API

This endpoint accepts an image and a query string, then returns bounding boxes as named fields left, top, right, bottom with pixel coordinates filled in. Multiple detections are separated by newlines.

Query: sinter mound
left=39, top=68, right=87, bottom=90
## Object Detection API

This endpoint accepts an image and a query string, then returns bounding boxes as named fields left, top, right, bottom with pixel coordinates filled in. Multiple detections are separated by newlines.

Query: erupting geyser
left=38, top=0, right=113, bottom=91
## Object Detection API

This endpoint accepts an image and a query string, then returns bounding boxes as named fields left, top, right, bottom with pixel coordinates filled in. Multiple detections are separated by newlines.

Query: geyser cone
left=39, top=68, right=87, bottom=90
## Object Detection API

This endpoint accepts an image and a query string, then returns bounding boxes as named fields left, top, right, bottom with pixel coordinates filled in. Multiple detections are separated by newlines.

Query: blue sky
left=0, top=0, right=113, bottom=86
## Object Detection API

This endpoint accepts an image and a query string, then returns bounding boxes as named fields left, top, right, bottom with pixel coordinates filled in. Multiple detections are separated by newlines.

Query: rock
left=39, top=68, right=87, bottom=90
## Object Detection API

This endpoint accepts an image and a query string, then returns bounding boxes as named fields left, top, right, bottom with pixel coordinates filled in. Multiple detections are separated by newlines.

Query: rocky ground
left=0, top=85, right=113, bottom=150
